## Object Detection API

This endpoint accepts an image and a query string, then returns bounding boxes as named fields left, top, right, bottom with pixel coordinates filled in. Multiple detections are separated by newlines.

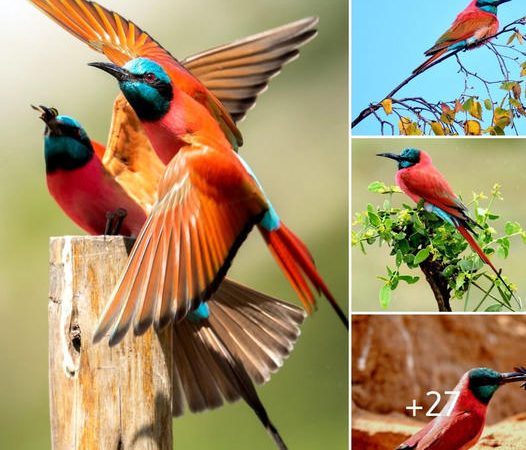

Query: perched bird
left=377, top=148, right=517, bottom=302
left=35, top=103, right=304, bottom=450
left=413, top=0, right=511, bottom=74
left=396, top=367, right=526, bottom=449
left=88, top=57, right=347, bottom=343
left=34, top=105, right=147, bottom=236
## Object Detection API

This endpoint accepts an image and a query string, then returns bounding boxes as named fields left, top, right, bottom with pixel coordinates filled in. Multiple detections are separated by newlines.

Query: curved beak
left=500, top=367, right=526, bottom=387
left=376, top=152, right=402, bottom=162
left=88, top=62, right=131, bottom=82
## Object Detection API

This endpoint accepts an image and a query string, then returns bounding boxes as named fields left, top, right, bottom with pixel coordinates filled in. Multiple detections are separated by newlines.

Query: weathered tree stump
left=48, top=236, right=173, bottom=450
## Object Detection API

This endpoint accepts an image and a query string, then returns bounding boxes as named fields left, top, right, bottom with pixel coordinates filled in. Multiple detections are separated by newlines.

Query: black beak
left=376, top=152, right=402, bottom=162
left=500, top=367, right=526, bottom=387
left=88, top=62, right=131, bottom=82
left=496, top=0, right=511, bottom=4
left=31, top=104, right=59, bottom=128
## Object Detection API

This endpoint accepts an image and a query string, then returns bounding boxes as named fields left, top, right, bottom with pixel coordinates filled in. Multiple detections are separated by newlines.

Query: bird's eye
left=144, top=72, right=156, bottom=83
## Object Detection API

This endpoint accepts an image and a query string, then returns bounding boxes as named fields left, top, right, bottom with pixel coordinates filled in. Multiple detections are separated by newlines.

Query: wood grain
left=48, top=236, right=173, bottom=450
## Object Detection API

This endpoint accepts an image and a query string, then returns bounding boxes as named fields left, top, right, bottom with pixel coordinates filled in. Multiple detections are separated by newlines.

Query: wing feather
left=93, top=140, right=267, bottom=345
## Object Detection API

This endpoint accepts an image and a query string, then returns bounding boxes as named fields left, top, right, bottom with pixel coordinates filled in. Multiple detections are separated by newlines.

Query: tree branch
left=351, top=18, right=526, bottom=129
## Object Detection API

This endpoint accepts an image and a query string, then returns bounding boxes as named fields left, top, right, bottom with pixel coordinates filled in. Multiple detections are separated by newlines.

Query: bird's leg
left=110, top=208, right=128, bottom=236
left=104, top=210, right=116, bottom=236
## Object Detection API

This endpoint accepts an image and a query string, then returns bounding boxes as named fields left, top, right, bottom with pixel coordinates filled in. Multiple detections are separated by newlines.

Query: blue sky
left=352, top=0, right=526, bottom=135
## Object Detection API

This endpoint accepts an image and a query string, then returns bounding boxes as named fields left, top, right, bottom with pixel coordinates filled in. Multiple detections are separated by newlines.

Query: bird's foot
left=104, top=208, right=128, bottom=236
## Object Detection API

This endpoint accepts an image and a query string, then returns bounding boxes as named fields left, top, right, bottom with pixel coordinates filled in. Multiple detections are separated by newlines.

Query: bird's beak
left=31, top=104, right=60, bottom=130
left=496, top=0, right=511, bottom=5
left=88, top=62, right=131, bottom=82
left=376, top=152, right=402, bottom=162
left=500, top=367, right=526, bottom=386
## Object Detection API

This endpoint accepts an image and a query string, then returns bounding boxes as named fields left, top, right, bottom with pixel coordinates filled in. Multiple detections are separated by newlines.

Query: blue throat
left=478, top=5, right=498, bottom=14
left=44, top=118, right=93, bottom=173
left=120, top=58, right=173, bottom=122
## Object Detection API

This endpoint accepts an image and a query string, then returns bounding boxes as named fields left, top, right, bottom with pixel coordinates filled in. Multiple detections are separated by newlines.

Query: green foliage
left=352, top=182, right=524, bottom=311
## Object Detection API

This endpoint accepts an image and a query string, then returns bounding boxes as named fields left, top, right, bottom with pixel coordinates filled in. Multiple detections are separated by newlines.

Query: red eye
left=144, top=72, right=156, bottom=83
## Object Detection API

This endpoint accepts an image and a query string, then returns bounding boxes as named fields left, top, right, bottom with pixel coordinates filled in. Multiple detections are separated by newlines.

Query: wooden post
left=48, top=236, right=173, bottom=450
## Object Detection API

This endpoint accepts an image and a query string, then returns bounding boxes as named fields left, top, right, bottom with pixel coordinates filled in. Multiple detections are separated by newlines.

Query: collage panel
left=352, top=1, right=526, bottom=136
left=352, top=138, right=526, bottom=313
left=2, top=1, right=348, bottom=450
left=352, top=315, right=526, bottom=449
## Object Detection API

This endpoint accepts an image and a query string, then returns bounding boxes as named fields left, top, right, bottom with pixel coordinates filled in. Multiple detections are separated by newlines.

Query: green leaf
left=399, top=275, right=420, bottom=285
left=485, top=304, right=503, bottom=312
left=414, top=248, right=431, bottom=265
left=484, top=99, right=493, bottom=110
left=368, top=181, right=387, bottom=193
left=368, top=211, right=381, bottom=227
left=379, top=285, right=392, bottom=309
left=504, top=221, right=522, bottom=236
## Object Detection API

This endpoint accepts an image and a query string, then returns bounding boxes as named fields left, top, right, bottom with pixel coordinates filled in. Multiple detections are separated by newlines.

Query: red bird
left=413, top=0, right=511, bottom=74
left=396, top=367, right=526, bottom=449
left=29, top=0, right=345, bottom=332
left=378, top=148, right=518, bottom=303
left=35, top=104, right=305, bottom=450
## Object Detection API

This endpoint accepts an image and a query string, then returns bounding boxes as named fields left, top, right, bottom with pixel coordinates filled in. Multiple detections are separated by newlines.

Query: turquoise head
left=376, top=148, right=421, bottom=170
left=34, top=105, right=93, bottom=173
left=89, top=58, right=173, bottom=122
left=475, top=0, right=511, bottom=14
left=468, top=367, right=526, bottom=404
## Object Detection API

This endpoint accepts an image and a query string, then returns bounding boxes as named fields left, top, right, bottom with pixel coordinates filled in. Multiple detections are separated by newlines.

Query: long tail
left=412, top=48, right=447, bottom=75
left=259, top=223, right=349, bottom=329
left=456, top=225, right=519, bottom=305
left=172, top=279, right=306, bottom=449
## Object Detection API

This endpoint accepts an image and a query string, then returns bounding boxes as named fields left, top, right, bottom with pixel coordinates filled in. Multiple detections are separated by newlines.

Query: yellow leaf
left=464, top=120, right=481, bottom=135
left=430, top=121, right=445, bottom=135
left=398, top=117, right=422, bottom=136
left=469, top=99, right=483, bottom=120
left=381, top=98, right=393, bottom=115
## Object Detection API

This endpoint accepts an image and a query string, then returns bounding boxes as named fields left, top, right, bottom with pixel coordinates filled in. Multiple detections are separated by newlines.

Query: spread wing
left=30, top=0, right=243, bottom=148
left=182, top=17, right=318, bottom=122
left=102, top=94, right=164, bottom=213
left=93, top=139, right=268, bottom=346
left=426, top=11, right=497, bottom=55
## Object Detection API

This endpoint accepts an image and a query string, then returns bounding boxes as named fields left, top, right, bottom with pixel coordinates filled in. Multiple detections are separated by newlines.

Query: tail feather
left=260, top=223, right=349, bottom=329
left=172, top=279, right=304, bottom=449
left=456, top=225, right=519, bottom=305
left=412, top=48, right=447, bottom=74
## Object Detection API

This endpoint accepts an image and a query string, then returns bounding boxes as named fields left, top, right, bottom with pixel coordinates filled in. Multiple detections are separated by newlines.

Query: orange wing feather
left=30, top=0, right=243, bottom=148
left=93, top=137, right=268, bottom=346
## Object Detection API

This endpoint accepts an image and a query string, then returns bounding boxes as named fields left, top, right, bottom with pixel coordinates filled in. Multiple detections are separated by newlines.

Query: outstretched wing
left=30, top=0, right=243, bottom=148
left=93, top=138, right=268, bottom=346
left=103, top=94, right=164, bottom=213
left=182, top=17, right=318, bottom=122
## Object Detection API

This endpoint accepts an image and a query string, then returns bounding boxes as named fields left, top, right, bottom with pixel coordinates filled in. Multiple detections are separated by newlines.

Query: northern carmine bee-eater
left=30, top=0, right=319, bottom=213
left=35, top=103, right=305, bottom=450
left=29, top=0, right=345, bottom=330
left=378, top=148, right=518, bottom=302
left=396, top=367, right=526, bottom=449
left=413, top=0, right=511, bottom=74
left=88, top=57, right=348, bottom=342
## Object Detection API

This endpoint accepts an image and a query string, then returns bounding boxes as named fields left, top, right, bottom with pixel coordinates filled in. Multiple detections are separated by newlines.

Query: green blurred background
left=352, top=138, right=526, bottom=312
left=0, top=1, right=348, bottom=449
